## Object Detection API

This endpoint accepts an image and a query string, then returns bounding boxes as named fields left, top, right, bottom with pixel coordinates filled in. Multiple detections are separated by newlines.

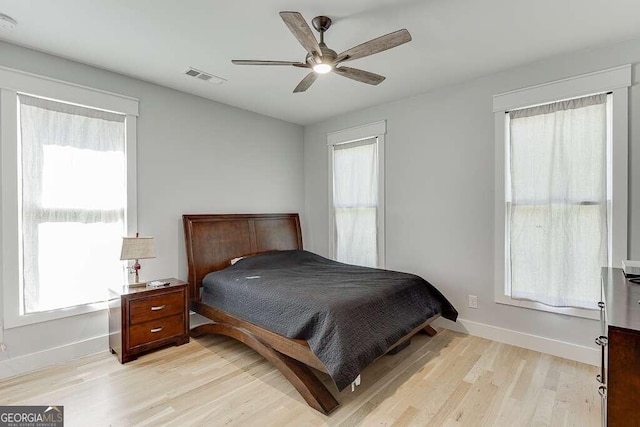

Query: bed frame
left=182, top=213, right=438, bottom=415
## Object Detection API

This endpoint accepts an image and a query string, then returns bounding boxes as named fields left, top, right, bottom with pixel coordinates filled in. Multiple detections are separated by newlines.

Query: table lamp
left=120, top=233, right=156, bottom=286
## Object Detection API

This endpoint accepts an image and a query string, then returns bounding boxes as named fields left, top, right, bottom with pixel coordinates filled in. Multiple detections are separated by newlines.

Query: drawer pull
left=595, top=336, right=608, bottom=346
left=598, top=301, right=605, bottom=309
left=150, top=327, right=164, bottom=333
left=598, top=385, right=607, bottom=399
left=151, top=305, right=166, bottom=311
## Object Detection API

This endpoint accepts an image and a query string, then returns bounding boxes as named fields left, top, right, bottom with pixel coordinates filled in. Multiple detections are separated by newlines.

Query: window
left=333, top=139, right=379, bottom=266
left=328, top=121, right=385, bottom=268
left=19, top=95, right=127, bottom=313
left=507, top=94, right=609, bottom=309
left=493, top=65, right=629, bottom=318
left=1, top=66, right=138, bottom=327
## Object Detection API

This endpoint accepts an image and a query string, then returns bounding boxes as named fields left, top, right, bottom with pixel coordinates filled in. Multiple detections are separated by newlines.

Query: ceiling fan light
left=313, top=63, right=332, bottom=74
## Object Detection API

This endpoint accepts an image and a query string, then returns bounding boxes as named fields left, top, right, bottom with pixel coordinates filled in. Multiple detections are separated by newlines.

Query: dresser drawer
left=129, top=314, right=185, bottom=348
left=601, top=268, right=640, bottom=426
left=129, top=290, right=184, bottom=324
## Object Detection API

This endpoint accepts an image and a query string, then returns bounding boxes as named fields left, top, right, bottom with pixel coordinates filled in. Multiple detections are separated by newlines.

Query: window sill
left=495, top=294, right=600, bottom=320
left=3, top=301, right=108, bottom=329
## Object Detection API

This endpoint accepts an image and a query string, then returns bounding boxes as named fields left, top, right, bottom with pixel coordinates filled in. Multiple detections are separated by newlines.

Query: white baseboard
left=434, top=317, right=599, bottom=366
left=0, top=334, right=108, bottom=379
left=0, top=320, right=599, bottom=380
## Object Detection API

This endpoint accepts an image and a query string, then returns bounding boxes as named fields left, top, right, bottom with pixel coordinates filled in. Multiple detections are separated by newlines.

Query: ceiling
left=1, top=0, right=640, bottom=125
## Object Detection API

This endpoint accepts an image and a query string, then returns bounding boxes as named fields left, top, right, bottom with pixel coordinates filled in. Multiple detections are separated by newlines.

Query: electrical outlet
left=468, top=295, right=478, bottom=309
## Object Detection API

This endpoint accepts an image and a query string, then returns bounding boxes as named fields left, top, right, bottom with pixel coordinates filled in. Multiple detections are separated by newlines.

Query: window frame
left=1, top=66, right=139, bottom=328
left=327, top=120, right=386, bottom=268
left=493, top=65, right=630, bottom=319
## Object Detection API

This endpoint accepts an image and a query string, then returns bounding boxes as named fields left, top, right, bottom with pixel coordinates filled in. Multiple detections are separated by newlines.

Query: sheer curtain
left=19, top=94, right=126, bottom=313
left=508, top=93, right=608, bottom=309
left=333, top=138, right=378, bottom=267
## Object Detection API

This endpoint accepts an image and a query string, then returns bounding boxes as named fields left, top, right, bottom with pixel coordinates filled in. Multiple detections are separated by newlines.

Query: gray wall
left=304, top=37, right=640, bottom=350
left=2, top=33, right=640, bottom=371
left=0, top=41, right=304, bottom=364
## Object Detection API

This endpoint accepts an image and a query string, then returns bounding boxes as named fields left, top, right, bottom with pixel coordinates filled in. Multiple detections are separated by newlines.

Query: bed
left=183, top=213, right=457, bottom=415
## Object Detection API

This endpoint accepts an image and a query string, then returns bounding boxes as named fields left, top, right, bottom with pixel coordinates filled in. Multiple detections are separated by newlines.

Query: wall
left=3, top=33, right=639, bottom=377
left=304, top=37, right=640, bottom=363
left=0, top=40, right=304, bottom=375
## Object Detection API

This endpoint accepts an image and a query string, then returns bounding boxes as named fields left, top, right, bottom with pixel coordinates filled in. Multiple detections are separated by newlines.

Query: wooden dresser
left=599, top=268, right=640, bottom=426
left=108, top=279, right=189, bottom=363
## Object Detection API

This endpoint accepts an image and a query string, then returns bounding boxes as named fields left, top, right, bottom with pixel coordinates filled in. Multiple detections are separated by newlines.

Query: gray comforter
left=201, top=250, right=457, bottom=390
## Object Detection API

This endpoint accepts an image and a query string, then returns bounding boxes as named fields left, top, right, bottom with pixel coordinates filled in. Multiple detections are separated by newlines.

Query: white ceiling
left=1, top=0, right=640, bottom=125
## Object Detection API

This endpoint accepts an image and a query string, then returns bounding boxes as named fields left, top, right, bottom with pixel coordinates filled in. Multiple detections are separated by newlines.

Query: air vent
left=184, top=67, right=226, bottom=85
left=0, top=13, right=17, bottom=30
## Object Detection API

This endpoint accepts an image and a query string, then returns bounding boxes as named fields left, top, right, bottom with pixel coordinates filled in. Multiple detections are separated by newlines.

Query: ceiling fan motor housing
left=307, top=46, right=337, bottom=66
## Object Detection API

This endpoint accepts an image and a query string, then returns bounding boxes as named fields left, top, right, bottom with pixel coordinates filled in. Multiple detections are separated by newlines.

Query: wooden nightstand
left=108, top=278, right=189, bottom=363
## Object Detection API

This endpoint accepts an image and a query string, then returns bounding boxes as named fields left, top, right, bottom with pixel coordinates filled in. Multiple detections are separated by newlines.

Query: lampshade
left=120, top=236, right=156, bottom=260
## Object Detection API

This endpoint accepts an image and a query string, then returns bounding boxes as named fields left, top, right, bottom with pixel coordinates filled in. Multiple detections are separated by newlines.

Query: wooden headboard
left=182, top=213, right=302, bottom=300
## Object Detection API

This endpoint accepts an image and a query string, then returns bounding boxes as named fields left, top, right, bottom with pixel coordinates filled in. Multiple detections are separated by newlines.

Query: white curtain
left=19, top=94, right=126, bottom=313
left=508, top=93, right=608, bottom=309
left=333, top=138, right=378, bottom=267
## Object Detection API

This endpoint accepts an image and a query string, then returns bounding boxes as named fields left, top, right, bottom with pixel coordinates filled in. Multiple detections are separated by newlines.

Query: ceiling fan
left=232, top=12, right=412, bottom=93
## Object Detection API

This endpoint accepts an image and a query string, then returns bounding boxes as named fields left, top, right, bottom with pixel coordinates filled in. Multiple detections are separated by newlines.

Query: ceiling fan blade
left=334, top=67, right=386, bottom=85
left=293, top=72, right=318, bottom=93
left=232, top=60, right=309, bottom=67
left=280, top=11, right=321, bottom=57
left=336, top=29, right=412, bottom=63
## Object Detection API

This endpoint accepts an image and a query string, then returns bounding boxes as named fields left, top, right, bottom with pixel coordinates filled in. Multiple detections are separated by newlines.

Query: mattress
left=201, top=250, right=457, bottom=390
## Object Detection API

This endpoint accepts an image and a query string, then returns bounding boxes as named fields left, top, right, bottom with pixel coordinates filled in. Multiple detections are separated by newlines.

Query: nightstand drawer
left=129, top=290, right=184, bottom=324
left=129, top=314, right=185, bottom=348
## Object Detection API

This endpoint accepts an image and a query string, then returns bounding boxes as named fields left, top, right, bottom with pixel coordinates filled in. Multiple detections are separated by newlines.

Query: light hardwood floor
left=0, top=329, right=600, bottom=426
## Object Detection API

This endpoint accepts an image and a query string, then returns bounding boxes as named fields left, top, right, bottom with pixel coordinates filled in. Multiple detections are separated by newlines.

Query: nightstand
left=108, top=278, right=189, bottom=363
